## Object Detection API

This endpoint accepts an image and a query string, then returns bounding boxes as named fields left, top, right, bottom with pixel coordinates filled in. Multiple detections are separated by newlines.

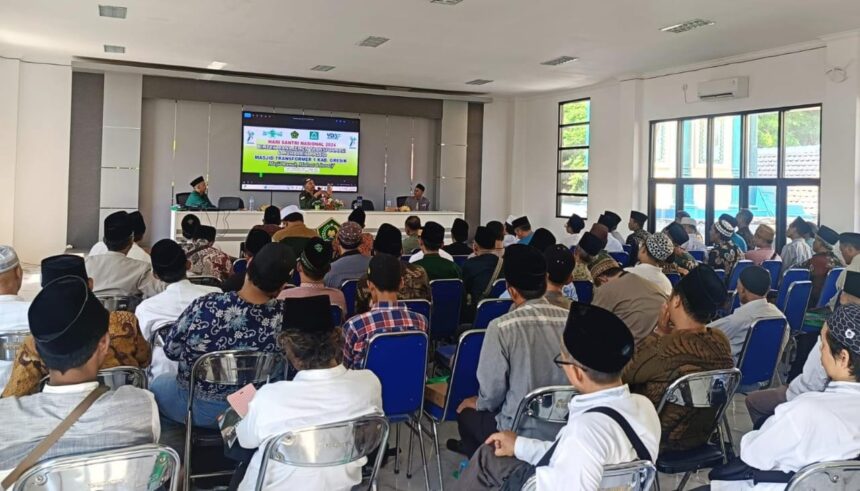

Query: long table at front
left=170, top=209, right=464, bottom=257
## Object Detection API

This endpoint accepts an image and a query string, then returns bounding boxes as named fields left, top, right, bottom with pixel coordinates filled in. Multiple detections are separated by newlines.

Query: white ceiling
left=2, top=0, right=860, bottom=95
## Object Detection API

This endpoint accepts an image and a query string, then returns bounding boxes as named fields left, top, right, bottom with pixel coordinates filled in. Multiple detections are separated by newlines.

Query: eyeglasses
left=553, top=353, right=585, bottom=370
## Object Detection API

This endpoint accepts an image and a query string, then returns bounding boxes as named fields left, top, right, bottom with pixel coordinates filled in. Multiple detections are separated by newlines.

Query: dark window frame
left=556, top=98, right=591, bottom=218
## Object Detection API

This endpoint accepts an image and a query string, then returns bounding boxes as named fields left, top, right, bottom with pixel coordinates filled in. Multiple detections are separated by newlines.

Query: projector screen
left=240, top=112, right=360, bottom=192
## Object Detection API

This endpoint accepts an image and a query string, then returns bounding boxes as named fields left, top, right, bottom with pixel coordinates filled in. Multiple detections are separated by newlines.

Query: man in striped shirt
left=342, top=254, right=428, bottom=369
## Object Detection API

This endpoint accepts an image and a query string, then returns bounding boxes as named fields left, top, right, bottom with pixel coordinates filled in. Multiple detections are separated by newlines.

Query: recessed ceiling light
left=430, top=0, right=464, bottom=5
left=98, top=5, right=127, bottom=19
left=310, top=65, right=336, bottom=72
left=207, top=61, right=227, bottom=70
left=541, top=56, right=578, bottom=66
left=465, top=79, right=493, bottom=85
left=103, top=44, right=126, bottom=54
left=660, top=19, right=715, bottom=34
left=357, top=36, right=390, bottom=48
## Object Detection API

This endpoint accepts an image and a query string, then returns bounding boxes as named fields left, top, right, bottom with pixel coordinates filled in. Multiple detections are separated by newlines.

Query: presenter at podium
left=404, top=183, right=431, bottom=211
left=186, top=176, right=216, bottom=209
left=298, top=178, right=333, bottom=210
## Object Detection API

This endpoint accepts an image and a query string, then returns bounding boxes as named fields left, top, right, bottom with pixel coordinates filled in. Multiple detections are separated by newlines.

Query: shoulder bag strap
left=1, top=385, right=109, bottom=489
left=585, top=406, right=652, bottom=462
left=480, top=255, right=505, bottom=300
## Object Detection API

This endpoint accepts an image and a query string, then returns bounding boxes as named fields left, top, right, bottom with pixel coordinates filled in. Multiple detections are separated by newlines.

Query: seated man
left=412, top=221, right=461, bottom=281
left=272, top=205, right=319, bottom=257
left=836, top=232, right=860, bottom=292
left=599, top=211, right=626, bottom=247
left=623, top=265, right=734, bottom=452
left=571, top=230, right=603, bottom=282
left=443, top=218, right=474, bottom=256
left=736, top=208, right=755, bottom=251
left=355, top=224, right=430, bottom=315
left=252, top=205, right=282, bottom=237
left=591, top=256, right=668, bottom=343
left=462, top=226, right=505, bottom=320
left=798, top=225, right=844, bottom=307
left=135, top=239, right=222, bottom=380
left=0, top=276, right=158, bottom=476
left=544, top=244, right=576, bottom=310
left=404, top=183, right=431, bottom=211
left=88, top=210, right=150, bottom=263
left=503, top=216, right=519, bottom=247
left=528, top=228, right=557, bottom=255
left=780, top=217, right=814, bottom=274
left=624, top=211, right=651, bottom=266
left=455, top=304, right=660, bottom=490
left=178, top=213, right=201, bottom=253
left=152, top=243, right=292, bottom=428
left=324, top=222, right=371, bottom=289
left=708, top=266, right=785, bottom=364
left=485, top=221, right=506, bottom=253
left=346, top=208, right=374, bottom=256
left=222, top=229, right=273, bottom=292
left=278, top=237, right=346, bottom=315
left=0, top=246, right=28, bottom=391
left=744, top=224, right=780, bottom=266
left=235, top=295, right=382, bottom=490
left=185, top=175, right=217, bottom=209
left=3, top=255, right=151, bottom=397
left=342, top=254, right=428, bottom=369
left=512, top=216, right=534, bottom=245
left=625, top=232, right=674, bottom=296
left=451, top=245, right=569, bottom=456
left=662, top=222, right=699, bottom=275
left=707, top=215, right=744, bottom=280
left=711, top=304, right=860, bottom=491
left=560, top=213, right=586, bottom=249
left=188, top=225, right=233, bottom=282
left=680, top=218, right=707, bottom=253
left=402, top=215, right=422, bottom=254
left=85, top=211, right=161, bottom=297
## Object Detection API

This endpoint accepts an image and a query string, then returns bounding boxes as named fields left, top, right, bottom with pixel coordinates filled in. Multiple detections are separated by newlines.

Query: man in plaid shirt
left=342, top=253, right=428, bottom=369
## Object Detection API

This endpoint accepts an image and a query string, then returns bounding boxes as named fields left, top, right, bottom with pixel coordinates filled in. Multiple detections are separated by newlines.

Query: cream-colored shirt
left=85, top=251, right=164, bottom=298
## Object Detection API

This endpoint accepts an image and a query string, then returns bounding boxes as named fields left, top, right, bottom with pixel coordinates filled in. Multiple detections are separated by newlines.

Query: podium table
left=170, top=209, right=464, bottom=257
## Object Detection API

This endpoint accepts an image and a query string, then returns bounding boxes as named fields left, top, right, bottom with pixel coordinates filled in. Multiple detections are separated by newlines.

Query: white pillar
left=437, top=100, right=468, bottom=212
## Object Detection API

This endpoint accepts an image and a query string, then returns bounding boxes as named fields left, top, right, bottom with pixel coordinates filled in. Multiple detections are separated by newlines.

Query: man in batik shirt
left=799, top=225, right=845, bottom=307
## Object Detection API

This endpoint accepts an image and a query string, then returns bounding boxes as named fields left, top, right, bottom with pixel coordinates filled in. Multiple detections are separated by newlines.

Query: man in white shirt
left=598, top=211, right=626, bottom=246
left=85, top=211, right=162, bottom=298
left=708, top=266, right=786, bottom=364
left=680, top=218, right=707, bottom=252
left=135, top=239, right=221, bottom=380
left=88, top=211, right=150, bottom=263
left=235, top=295, right=382, bottom=491
left=711, top=303, right=860, bottom=491
left=503, top=216, right=519, bottom=248
left=0, top=245, right=29, bottom=391
left=455, top=303, right=660, bottom=490
left=560, top=214, right=586, bottom=249
left=780, top=217, right=813, bottom=274
left=625, top=232, right=674, bottom=296
left=835, top=232, right=860, bottom=292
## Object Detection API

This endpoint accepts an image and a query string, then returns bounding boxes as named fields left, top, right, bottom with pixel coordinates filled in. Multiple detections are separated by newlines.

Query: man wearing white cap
left=0, top=245, right=29, bottom=391
left=680, top=217, right=706, bottom=252
left=503, top=216, right=519, bottom=247
left=272, top=205, right=319, bottom=258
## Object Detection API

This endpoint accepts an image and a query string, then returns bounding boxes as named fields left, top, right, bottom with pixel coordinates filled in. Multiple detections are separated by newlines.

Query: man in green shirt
left=185, top=176, right=216, bottom=209
left=413, top=221, right=461, bottom=281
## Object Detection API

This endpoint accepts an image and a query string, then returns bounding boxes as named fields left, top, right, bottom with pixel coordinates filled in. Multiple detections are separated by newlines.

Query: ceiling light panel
left=103, top=44, right=126, bottom=53
left=311, top=65, right=336, bottom=72
left=207, top=61, right=227, bottom=70
left=465, top=79, right=493, bottom=85
left=660, top=19, right=715, bottom=34
left=98, top=5, right=127, bottom=19
left=541, top=56, right=578, bottom=66
left=430, top=0, right=464, bottom=5
left=358, top=36, right=390, bottom=48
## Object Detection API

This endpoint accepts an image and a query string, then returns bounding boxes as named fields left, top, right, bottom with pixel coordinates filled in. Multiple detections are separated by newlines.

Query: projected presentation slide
left=240, top=112, right=360, bottom=192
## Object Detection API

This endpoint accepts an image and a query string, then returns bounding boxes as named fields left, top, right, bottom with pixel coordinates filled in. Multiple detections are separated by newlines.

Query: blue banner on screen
left=240, top=112, right=360, bottom=192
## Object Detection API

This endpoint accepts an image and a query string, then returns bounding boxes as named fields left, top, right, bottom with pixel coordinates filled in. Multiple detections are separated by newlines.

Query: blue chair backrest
left=341, top=279, right=359, bottom=320
left=689, top=250, right=706, bottom=262
left=452, top=255, right=468, bottom=268
left=714, top=269, right=726, bottom=284
left=440, top=330, right=485, bottom=421
left=727, top=260, right=754, bottom=291
left=232, top=259, right=247, bottom=275
left=488, top=279, right=507, bottom=298
left=622, top=244, right=632, bottom=254
left=474, top=299, right=513, bottom=329
left=776, top=269, right=811, bottom=311
left=609, top=252, right=629, bottom=266
left=737, top=317, right=788, bottom=387
left=430, top=279, right=464, bottom=340
left=364, top=331, right=429, bottom=417
left=331, top=305, right=342, bottom=327
left=291, top=270, right=301, bottom=286
left=816, top=268, right=845, bottom=308
left=783, top=280, right=812, bottom=332
left=730, top=291, right=741, bottom=314
left=762, top=260, right=782, bottom=291
left=573, top=281, right=593, bottom=304
left=399, top=299, right=431, bottom=322
left=665, top=272, right=681, bottom=287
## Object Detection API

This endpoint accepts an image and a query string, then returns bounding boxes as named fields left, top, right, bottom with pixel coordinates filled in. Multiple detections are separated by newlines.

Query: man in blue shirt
left=512, top=216, right=534, bottom=245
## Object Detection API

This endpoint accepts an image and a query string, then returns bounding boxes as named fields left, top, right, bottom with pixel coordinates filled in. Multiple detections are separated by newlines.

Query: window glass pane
left=748, top=185, right=777, bottom=236
left=681, top=118, right=708, bottom=178
left=712, top=115, right=741, bottom=178
left=559, top=149, right=589, bottom=170
left=557, top=172, right=589, bottom=194
left=714, top=184, right=740, bottom=224
left=784, top=107, right=821, bottom=178
left=560, top=100, right=590, bottom=125
left=787, top=186, right=819, bottom=225
left=559, top=195, right=588, bottom=219
left=652, top=121, right=677, bottom=178
left=682, top=184, right=707, bottom=239
left=746, top=111, right=779, bottom=178
left=654, top=183, right=676, bottom=232
left=560, top=125, right=589, bottom=147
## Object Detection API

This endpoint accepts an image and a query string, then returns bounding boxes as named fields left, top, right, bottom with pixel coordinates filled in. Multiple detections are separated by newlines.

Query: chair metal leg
left=406, top=419, right=415, bottom=478
left=183, top=410, right=193, bottom=491
left=394, top=423, right=401, bottom=474
left=415, top=417, right=431, bottom=491
left=677, top=471, right=692, bottom=491
left=721, top=414, right=736, bottom=460
left=654, top=476, right=661, bottom=491
left=431, top=419, right=444, bottom=491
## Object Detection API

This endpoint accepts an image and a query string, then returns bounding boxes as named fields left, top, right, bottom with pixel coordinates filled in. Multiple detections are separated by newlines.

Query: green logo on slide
left=290, top=131, right=299, bottom=139
left=309, top=131, right=319, bottom=140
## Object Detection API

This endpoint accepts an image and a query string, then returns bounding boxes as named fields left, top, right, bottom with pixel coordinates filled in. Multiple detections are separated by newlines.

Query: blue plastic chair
left=782, top=280, right=813, bottom=333
left=573, top=281, right=593, bottom=304
left=452, top=255, right=468, bottom=268
left=737, top=317, right=789, bottom=389
left=665, top=272, right=681, bottom=287
left=730, top=291, right=741, bottom=314
left=714, top=269, right=726, bottom=284
left=232, top=258, right=247, bottom=275
left=340, top=279, right=359, bottom=321
left=291, top=270, right=301, bottom=287
left=689, top=250, right=706, bottom=262
left=399, top=299, right=432, bottom=323
left=363, top=331, right=430, bottom=485
left=776, top=269, right=810, bottom=311
left=762, top=260, right=783, bottom=291
left=609, top=252, right=629, bottom=266
left=727, top=260, right=754, bottom=291
left=423, top=330, right=485, bottom=487
left=488, top=279, right=507, bottom=298
left=436, top=298, right=512, bottom=367
left=429, top=279, right=464, bottom=340
left=816, top=267, right=845, bottom=308
left=622, top=244, right=632, bottom=254
left=330, top=305, right=342, bottom=327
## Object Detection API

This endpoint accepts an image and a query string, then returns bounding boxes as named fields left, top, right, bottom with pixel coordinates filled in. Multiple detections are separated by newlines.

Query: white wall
left=0, top=58, right=20, bottom=246
left=480, top=97, right=513, bottom=223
